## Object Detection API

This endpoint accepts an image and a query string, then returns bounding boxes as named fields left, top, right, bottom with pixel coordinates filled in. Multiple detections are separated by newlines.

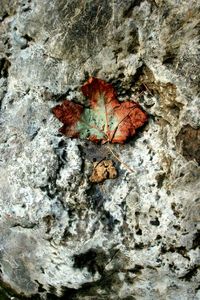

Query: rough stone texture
left=0, top=0, right=200, bottom=299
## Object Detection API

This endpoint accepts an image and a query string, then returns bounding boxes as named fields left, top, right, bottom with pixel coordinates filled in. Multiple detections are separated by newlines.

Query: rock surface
left=0, top=0, right=200, bottom=299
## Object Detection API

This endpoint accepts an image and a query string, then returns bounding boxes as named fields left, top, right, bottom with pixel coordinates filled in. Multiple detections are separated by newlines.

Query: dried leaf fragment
left=89, top=160, right=117, bottom=183
left=52, top=77, right=148, bottom=144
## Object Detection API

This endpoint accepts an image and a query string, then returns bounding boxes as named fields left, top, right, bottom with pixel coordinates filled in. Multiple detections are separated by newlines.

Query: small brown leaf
left=89, top=160, right=117, bottom=183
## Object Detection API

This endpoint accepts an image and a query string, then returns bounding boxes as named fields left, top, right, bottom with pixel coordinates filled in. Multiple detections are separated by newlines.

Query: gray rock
left=0, top=0, right=199, bottom=299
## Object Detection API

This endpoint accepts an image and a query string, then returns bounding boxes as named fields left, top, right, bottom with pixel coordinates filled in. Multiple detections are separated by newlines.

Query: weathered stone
left=176, top=125, right=200, bottom=164
left=0, top=0, right=200, bottom=299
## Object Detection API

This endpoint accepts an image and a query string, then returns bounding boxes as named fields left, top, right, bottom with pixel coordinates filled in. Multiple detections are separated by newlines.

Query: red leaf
left=52, top=77, right=148, bottom=144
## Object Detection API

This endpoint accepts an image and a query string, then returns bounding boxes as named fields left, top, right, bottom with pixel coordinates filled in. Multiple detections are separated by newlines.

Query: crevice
left=123, top=0, right=143, bottom=18
left=163, top=52, right=176, bottom=65
left=0, top=12, right=9, bottom=23
left=156, top=172, right=166, bottom=188
left=176, top=125, right=200, bottom=165
left=161, top=244, right=189, bottom=259
left=179, top=265, right=199, bottom=281
left=128, top=264, right=144, bottom=275
left=0, top=58, right=11, bottom=78
left=73, top=248, right=108, bottom=275
left=192, top=230, right=200, bottom=249
left=10, top=222, right=38, bottom=229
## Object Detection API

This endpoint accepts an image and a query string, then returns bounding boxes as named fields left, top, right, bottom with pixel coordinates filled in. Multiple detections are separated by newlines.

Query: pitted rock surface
left=0, top=1, right=199, bottom=299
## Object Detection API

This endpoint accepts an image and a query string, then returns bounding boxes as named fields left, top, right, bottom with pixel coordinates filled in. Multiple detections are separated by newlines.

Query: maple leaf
left=52, top=77, right=148, bottom=144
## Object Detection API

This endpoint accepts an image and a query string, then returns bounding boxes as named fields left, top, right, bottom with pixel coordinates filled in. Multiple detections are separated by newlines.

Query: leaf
left=89, top=160, right=117, bottom=183
left=52, top=77, right=148, bottom=144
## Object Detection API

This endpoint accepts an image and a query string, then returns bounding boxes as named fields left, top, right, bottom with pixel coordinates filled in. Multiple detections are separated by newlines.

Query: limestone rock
left=0, top=0, right=200, bottom=299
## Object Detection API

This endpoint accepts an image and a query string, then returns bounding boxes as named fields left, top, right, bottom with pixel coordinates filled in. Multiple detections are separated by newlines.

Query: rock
left=0, top=0, right=199, bottom=299
left=176, top=125, right=200, bottom=164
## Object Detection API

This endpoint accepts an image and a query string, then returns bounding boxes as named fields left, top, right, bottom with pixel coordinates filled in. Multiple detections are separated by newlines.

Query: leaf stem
left=106, top=144, right=135, bottom=173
